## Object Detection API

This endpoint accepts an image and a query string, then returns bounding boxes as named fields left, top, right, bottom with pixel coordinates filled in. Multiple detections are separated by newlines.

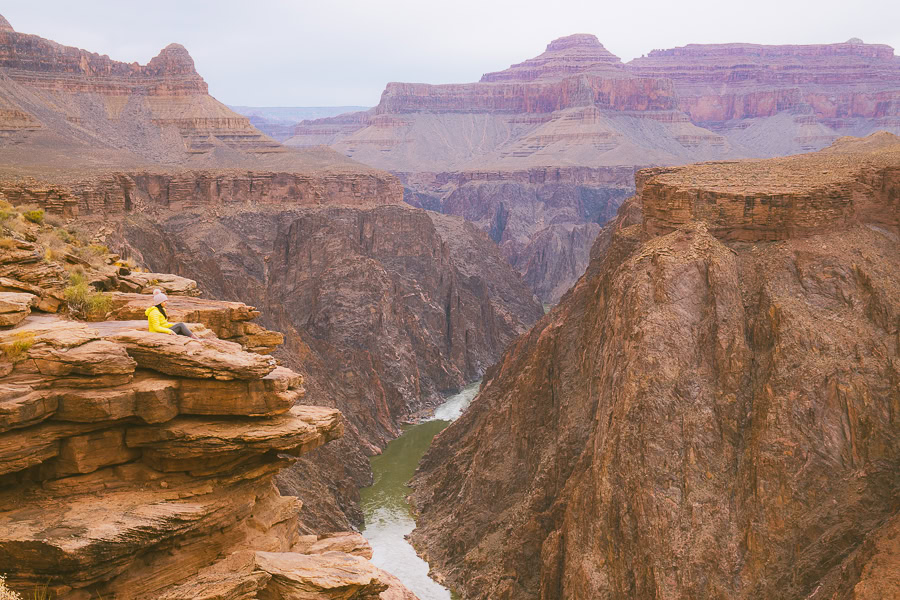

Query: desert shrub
left=64, top=273, right=112, bottom=319
left=0, top=201, right=14, bottom=222
left=1, top=331, right=34, bottom=363
left=0, top=238, right=16, bottom=250
left=22, top=209, right=44, bottom=225
left=44, top=213, right=64, bottom=228
left=0, top=575, right=23, bottom=600
left=88, top=244, right=109, bottom=256
left=56, top=228, right=74, bottom=244
left=43, top=248, right=58, bottom=262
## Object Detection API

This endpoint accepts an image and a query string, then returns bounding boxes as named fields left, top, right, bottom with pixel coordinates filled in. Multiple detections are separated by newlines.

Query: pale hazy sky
left=5, top=0, right=899, bottom=107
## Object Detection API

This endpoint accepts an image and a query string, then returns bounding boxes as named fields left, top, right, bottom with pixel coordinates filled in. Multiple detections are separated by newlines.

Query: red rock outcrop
left=480, top=33, right=624, bottom=82
left=0, top=168, right=403, bottom=218
left=409, top=133, right=900, bottom=599
left=0, top=223, right=418, bottom=599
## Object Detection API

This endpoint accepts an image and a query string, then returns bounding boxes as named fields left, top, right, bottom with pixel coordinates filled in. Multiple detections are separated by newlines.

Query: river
left=360, top=381, right=480, bottom=600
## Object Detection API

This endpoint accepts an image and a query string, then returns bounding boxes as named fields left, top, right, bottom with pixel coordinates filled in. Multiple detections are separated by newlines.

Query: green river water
left=360, top=381, right=480, bottom=600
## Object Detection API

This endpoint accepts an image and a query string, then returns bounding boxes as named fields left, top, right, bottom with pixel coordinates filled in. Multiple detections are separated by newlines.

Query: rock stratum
left=410, top=133, right=900, bottom=599
left=0, top=221, right=417, bottom=599
left=288, top=34, right=900, bottom=302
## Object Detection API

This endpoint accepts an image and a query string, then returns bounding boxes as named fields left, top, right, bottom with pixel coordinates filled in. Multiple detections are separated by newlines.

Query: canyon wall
left=287, top=34, right=900, bottom=303
left=287, top=35, right=737, bottom=303
left=410, top=133, right=900, bottom=599
left=0, top=16, right=284, bottom=162
left=0, top=165, right=543, bottom=530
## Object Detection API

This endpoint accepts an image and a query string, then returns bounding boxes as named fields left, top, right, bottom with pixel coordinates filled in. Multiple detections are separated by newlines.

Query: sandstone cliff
left=410, top=133, right=900, bottom=599
left=0, top=216, right=417, bottom=599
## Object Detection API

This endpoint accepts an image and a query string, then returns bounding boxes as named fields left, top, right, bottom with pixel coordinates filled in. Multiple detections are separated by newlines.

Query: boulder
left=108, top=330, right=276, bottom=380
left=118, top=272, right=201, bottom=296
left=0, top=292, right=36, bottom=327
left=178, top=366, right=303, bottom=416
left=292, top=532, right=373, bottom=559
left=254, top=551, right=390, bottom=599
left=0, top=384, right=56, bottom=432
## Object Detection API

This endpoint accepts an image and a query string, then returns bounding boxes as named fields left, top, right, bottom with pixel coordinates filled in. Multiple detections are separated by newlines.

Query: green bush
left=88, top=244, right=109, bottom=256
left=22, top=209, right=44, bottom=225
left=64, top=273, right=112, bottom=319
left=0, top=210, right=14, bottom=221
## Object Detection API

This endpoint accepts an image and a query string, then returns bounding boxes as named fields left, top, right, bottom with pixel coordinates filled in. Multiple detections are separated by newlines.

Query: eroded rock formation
left=0, top=226, right=417, bottom=599
left=410, top=133, right=900, bottom=599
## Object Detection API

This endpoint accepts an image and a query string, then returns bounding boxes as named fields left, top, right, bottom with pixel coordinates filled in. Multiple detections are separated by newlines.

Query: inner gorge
left=0, top=7, right=898, bottom=600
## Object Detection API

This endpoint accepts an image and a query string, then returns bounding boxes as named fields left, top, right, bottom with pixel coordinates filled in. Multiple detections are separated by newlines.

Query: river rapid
left=360, top=381, right=480, bottom=600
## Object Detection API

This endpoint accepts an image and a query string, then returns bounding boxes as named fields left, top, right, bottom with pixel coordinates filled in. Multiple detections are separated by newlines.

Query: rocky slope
left=0, top=217, right=417, bottom=599
left=288, top=34, right=900, bottom=303
left=629, top=40, right=900, bottom=155
left=409, top=133, right=900, bottom=599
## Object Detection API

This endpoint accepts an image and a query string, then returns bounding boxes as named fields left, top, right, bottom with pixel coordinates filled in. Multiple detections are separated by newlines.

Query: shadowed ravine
left=360, top=381, right=481, bottom=600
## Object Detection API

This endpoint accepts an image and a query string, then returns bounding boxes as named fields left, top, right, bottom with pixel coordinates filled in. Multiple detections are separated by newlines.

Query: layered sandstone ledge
left=641, top=132, right=900, bottom=240
left=0, top=168, right=403, bottom=217
left=0, top=238, right=415, bottom=598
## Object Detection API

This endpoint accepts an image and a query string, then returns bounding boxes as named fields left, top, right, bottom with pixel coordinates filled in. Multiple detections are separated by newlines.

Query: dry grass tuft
left=0, top=575, right=23, bottom=600
left=64, top=272, right=112, bottom=319
left=1, top=331, right=35, bottom=363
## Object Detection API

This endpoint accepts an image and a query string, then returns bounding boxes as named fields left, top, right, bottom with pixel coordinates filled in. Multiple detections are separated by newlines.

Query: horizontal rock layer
left=0, top=169, right=403, bottom=218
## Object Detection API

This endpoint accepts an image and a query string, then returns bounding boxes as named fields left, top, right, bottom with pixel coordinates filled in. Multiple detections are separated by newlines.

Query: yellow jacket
left=145, top=305, right=174, bottom=334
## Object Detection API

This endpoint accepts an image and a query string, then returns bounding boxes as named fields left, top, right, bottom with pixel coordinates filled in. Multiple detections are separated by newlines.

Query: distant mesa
left=481, top=33, right=623, bottom=82
left=0, top=14, right=12, bottom=32
left=145, top=42, right=200, bottom=77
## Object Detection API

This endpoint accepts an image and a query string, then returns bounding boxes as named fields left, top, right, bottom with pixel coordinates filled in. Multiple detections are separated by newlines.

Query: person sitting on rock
left=146, top=289, right=201, bottom=339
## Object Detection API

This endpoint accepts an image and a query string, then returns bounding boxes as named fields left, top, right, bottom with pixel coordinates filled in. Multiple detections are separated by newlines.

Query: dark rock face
left=403, top=167, right=634, bottom=303
left=409, top=135, right=900, bottom=599
left=113, top=203, right=542, bottom=529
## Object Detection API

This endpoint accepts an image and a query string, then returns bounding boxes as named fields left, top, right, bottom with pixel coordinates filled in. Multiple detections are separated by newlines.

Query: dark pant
left=170, top=322, right=194, bottom=337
